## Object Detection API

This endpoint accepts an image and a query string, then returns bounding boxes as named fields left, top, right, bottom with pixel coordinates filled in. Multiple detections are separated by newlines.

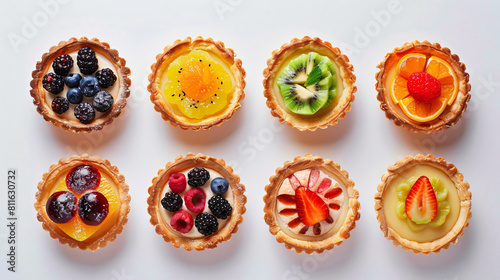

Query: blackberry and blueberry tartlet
left=31, top=37, right=131, bottom=133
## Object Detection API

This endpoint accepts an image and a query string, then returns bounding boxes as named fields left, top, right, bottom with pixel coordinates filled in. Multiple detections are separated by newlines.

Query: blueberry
left=64, top=73, right=82, bottom=88
left=210, top=177, right=229, bottom=195
left=66, top=88, right=83, bottom=104
left=79, top=76, right=100, bottom=97
left=92, top=91, right=114, bottom=112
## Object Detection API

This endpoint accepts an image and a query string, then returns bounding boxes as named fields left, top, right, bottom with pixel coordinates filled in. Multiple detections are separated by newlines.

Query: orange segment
left=52, top=175, right=118, bottom=242
left=396, top=53, right=427, bottom=79
left=399, top=96, right=447, bottom=122
left=180, top=57, right=218, bottom=101
left=390, top=74, right=410, bottom=104
left=425, top=56, right=458, bottom=105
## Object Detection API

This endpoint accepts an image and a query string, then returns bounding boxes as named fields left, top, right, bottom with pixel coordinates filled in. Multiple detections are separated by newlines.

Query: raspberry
left=92, top=91, right=114, bottom=112
left=184, top=188, right=206, bottom=214
left=161, top=192, right=183, bottom=212
left=95, top=68, right=117, bottom=88
left=51, top=97, right=69, bottom=114
left=407, top=72, right=441, bottom=103
left=52, top=54, right=74, bottom=76
left=208, top=195, right=232, bottom=220
left=43, top=72, right=64, bottom=94
left=168, top=173, right=186, bottom=193
left=170, top=210, right=193, bottom=234
left=187, top=167, right=210, bottom=187
left=74, top=102, right=95, bottom=124
left=194, top=212, right=218, bottom=236
left=77, top=47, right=98, bottom=75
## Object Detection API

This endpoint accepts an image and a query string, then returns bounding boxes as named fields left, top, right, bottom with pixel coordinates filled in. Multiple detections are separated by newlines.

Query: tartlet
left=30, top=37, right=131, bottom=133
left=34, top=154, right=131, bottom=251
left=375, top=41, right=471, bottom=133
left=147, top=153, right=246, bottom=250
left=263, top=37, right=356, bottom=131
left=148, top=37, right=246, bottom=130
left=264, top=155, right=360, bottom=254
left=374, top=154, right=471, bottom=254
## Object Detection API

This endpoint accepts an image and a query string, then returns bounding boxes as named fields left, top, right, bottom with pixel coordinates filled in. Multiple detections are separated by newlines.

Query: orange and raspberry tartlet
left=148, top=37, right=246, bottom=130
left=34, top=154, right=130, bottom=251
left=264, top=155, right=360, bottom=254
left=376, top=41, right=471, bottom=133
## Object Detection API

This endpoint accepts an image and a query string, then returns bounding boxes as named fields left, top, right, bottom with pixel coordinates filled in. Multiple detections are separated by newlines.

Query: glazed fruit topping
left=79, top=76, right=100, bottom=97
left=170, top=210, right=194, bottom=234
left=194, top=212, right=218, bottom=236
left=295, top=186, right=329, bottom=226
left=46, top=191, right=77, bottom=224
left=168, top=173, right=186, bottom=193
left=51, top=96, right=69, bottom=114
left=78, top=191, right=109, bottom=226
left=208, top=195, right=232, bottom=219
left=95, top=68, right=117, bottom=88
left=161, top=192, right=183, bottom=212
left=210, top=177, right=229, bottom=195
left=407, top=72, right=441, bottom=103
left=66, top=88, right=83, bottom=104
left=187, top=167, right=210, bottom=187
left=74, top=103, right=96, bottom=124
left=64, top=73, right=82, bottom=88
left=43, top=72, right=64, bottom=94
left=52, top=54, right=74, bottom=76
left=66, top=165, right=101, bottom=194
left=184, top=188, right=206, bottom=213
left=92, top=91, right=114, bottom=112
left=77, top=47, right=98, bottom=75
left=405, top=176, right=438, bottom=224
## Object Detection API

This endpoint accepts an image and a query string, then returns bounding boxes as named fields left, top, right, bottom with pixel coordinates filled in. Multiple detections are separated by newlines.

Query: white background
left=1, top=0, right=499, bottom=279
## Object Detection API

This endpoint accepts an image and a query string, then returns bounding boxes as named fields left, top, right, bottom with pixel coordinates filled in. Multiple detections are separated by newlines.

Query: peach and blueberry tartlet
left=376, top=41, right=471, bottom=133
left=263, top=37, right=356, bottom=131
left=34, top=155, right=130, bottom=251
left=148, top=37, right=246, bottom=130
left=264, top=155, right=360, bottom=254
left=374, top=154, right=471, bottom=254
left=148, top=153, right=246, bottom=250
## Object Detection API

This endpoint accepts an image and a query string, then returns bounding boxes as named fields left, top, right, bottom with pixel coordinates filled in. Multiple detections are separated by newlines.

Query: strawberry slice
left=295, top=186, right=328, bottom=226
left=288, top=174, right=302, bottom=190
left=405, top=176, right=438, bottom=224
left=308, top=169, right=320, bottom=189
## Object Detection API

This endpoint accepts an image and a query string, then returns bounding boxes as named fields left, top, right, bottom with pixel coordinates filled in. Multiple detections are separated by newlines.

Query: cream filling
left=276, top=168, right=348, bottom=241
left=44, top=51, right=121, bottom=122
left=159, top=169, right=234, bottom=238
left=382, top=164, right=460, bottom=242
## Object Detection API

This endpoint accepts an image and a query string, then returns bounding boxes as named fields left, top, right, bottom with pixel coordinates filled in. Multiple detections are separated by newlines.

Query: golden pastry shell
left=147, top=153, right=247, bottom=251
left=263, top=155, right=360, bottom=254
left=148, top=37, right=246, bottom=130
left=374, top=154, right=472, bottom=254
left=375, top=40, right=471, bottom=133
left=34, top=154, right=131, bottom=251
left=30, top=37, right=131, bottom=133
left=263, top=36, right=357, bottom=131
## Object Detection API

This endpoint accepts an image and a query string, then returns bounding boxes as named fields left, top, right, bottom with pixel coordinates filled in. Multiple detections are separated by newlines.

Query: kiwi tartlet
left=263, top=37, right=356, bottom=131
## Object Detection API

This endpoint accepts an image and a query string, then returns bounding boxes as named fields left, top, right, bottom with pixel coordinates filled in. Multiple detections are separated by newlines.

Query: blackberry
left=188, top=167, right=210, bottom=187
left=42, top=73, right=64, bottom=94
left=92, top=91, right=114, bottom=112
left=74, top=103, right=95, bottom=124
left=77, top=47, right=98, bottom=75
left=208, top=195, right=232, bottom=219
left=161, top=192, right=183, bottom=212
left=95, top=68, right=117, bottom=88
left=52, top=55, right=73, bottom=76
left=51, top=97, right=69, bottom=114
left=194, top=212, right=218, bottom=236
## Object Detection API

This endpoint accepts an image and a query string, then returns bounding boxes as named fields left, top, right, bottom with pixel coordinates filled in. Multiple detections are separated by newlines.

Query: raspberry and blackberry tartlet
left=31, top=37, right=131, bottom=133
left=34, top=154, right=131, bottom=251
left=263, top=155, right=360, bottom=254
left=147, top=153, right=246, bottom=250
left=374, top=154, right=472, bottom=254
left=263, top=37, right=356, bottom=131
left=148, top=37, right=246, bottom=130
left=375, top=41, right=471, bottom=133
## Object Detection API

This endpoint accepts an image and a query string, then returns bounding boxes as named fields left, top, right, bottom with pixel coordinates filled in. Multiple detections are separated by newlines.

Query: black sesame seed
left=199, top=59, right=202, bottom=62
left=215, top=94, right=217, bottom=96
left=209, top=64, right=211, bottom=67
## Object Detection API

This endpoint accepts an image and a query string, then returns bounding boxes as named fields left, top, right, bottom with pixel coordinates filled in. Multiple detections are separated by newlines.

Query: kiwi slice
left=277, top=52, right=337, bottom=115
